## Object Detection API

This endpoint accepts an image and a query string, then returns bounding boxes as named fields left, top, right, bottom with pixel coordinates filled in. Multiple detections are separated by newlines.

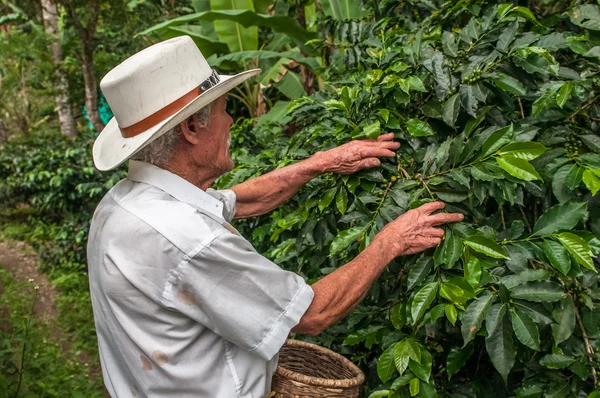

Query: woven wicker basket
left=271, top=339, right=365, bottom=398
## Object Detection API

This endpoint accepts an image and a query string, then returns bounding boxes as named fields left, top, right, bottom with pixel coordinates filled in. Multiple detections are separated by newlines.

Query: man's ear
left=180, top=116, right=201, bottom=145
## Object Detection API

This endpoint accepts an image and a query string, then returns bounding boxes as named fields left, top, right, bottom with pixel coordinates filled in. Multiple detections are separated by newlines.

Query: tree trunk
left=0, top=118, right=7, bottom=143
left=40, top=0, right=78, bottom=138
left=80, top=37, right=104, bottom=133
left=60, top=0, right=104, bottom=133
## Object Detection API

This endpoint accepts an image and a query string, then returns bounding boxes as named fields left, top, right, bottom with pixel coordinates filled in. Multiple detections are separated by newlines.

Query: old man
left=88, top=36, right=463, bottom=397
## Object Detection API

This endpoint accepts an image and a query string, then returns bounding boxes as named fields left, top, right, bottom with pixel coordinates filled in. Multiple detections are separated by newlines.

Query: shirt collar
left=127, top=160, right=224, bottom=220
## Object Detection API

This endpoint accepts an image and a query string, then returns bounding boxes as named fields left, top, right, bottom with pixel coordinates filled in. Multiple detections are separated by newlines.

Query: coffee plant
left=219, top=1, right=600, bottom=397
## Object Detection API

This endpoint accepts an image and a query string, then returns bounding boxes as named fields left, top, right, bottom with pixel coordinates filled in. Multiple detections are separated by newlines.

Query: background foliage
left=1, top=0, right=600, bottom=397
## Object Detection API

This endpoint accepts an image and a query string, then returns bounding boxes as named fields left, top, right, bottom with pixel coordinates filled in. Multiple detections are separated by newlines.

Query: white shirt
left=87, top=160, right=314, bottom=398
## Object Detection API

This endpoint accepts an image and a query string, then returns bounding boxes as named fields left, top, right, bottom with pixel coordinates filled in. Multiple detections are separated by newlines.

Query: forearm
left=230, top=152, right=327, bottom=219
left=294, top=236, right=396, bottom=336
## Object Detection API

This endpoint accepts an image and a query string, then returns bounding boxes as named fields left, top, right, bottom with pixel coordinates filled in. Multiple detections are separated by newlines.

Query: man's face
left=193, top=95, right=234, bottom=176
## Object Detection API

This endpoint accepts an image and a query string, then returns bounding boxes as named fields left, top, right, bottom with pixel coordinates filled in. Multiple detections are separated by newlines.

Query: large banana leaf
left=318, top=0, right=365, bottom=20
left=162, top=25, right=229, bottom=57
left=209, top=49, right=321, bottom=71
left=210, top=0, right=258, bottom=53
left=273, top=71, right=306, bottom=99
left=138, top=10, right=317, bottom=52
left=189, top=0, right=217, bottom=39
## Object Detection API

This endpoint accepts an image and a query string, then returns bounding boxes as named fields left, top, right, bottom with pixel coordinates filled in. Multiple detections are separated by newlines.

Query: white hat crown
left=100, top=36, right=212, bottom=129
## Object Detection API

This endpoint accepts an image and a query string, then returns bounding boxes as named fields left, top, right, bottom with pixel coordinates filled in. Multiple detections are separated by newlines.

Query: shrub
left=220, top=1, right=600, bottom=396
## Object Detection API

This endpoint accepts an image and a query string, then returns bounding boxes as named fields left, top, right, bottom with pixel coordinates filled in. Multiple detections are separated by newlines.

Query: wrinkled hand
left=318, top=133, right=400, bottom=175
left=379, top=202, right=464, bottom=257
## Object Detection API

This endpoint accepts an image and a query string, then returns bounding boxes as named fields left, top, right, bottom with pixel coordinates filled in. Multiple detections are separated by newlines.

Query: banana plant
left=138, top=1, right=319, bottom=116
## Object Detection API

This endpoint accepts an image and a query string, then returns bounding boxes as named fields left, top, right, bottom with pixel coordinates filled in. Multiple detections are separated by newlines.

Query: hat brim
left=93, top=69, right=261, bottom=171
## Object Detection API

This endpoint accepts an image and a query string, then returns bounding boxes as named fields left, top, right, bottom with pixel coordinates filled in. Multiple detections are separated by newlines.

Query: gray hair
left=131, top=104, right=212, bottom=168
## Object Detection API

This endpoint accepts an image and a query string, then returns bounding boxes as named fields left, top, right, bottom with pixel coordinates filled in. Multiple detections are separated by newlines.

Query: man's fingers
left=378, top=141, right=401, bottom=150
left=425, top=228, right=445, bottom=238
left=360, top=147, right=397, bottom=158
left=428, top=212, right=465, bottom=226
left=358, top=158, right=381, bottom=169
left=377, top=133, right=396, bottom=141
left=418, top=201, right=446, bottom=215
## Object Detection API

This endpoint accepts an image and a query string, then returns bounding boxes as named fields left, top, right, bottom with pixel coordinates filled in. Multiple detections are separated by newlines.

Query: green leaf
left=464, top=236, right=509, bottom=259
left=510, top=309, right=540, bottom=350
left=336, top=189, right=348, bottom=215
left=552, top=164, right=575, bottom=203
left=410, top=378, right=420, bottom=396
left=480, top=126, right=514, bottom=158
left=138, top=9, right=316, bottom=51
left=393, top=347, right=410, bottom=376
left=406, top=119, right=436, bottom=137
left=486, top=303, right=507, bottom=338
left=556, top=232, right=596, bottom=271
left=330, top=226, right=365, bottom=255
left=408, top=257, right=433, bottom=290
left=566, top=164, right=584, bottom=190
left=343, top=325, right=385, bottom=346
left=509, top=6, right=543, bottom=27
left=494, top=74, right=526, bottom=96
left=532, top=202, right=587, bottom=236
left=398, top=338, right=422, bottom=363
left=429, top=303, right=447, bottom=322
left=581, top=135, right=600, bottom=152
left=363, top=120, right=381, bottom=140
left=391, top=303, right=406, bottom=330
left=510, top=281, right=566, bottom=302
left=497, top=21, right=518, bottom=53
left=485, top=314, right=516, bottom=383
left=409, top=349, right=432, bottom=383
left=442, top=31, right=459, bottom=57
left=539, top=354, right=575, bottom=369
left=471, top=164, right=497, bottom=181
left=319, top=188, right=337, bottom=212
left=411, top=283, right=439, bottom=324
left=444, top=231, right=462, bottom=268
left=377, top=343, right=398, bottom=383
left=443, top=94, right=460, bottom=128
left=543, top=240, right=571, bottom=275
left=583, top=169, right=600, bottom=195
left=408, top=76, right=427, bottom=92
left=446, top=342, right=474, bottom=380
left=164, top=25, right=230, bottom=57
left=210, top=0, right=257, bottom=53
left=367, top=391, right=391, bottom=398
left=551, top=296, right=576, bottom=346
left=499, top=269, right=551, bottom=290
left=461, top=291, right=494, bottom=346
left=459, top=84, right=480, bottom=118
left=556, top=83, right=573, bottom=108
left=464, top=255, right=481, bottom=287
left=498, top=142, right=548, bottom=160
left=274, top=72, right=307, bottom=99
left=445, top=304, right=458, bottom=325
left=496, top=156, right=542, bottom=181
left=532, top=85, right=561, bottom=115
left=569, top=5, right=600, bottom=31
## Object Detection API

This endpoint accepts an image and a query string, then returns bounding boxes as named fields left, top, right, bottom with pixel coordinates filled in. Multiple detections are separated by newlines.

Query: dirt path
left=0, top=237, right=108, bottom=396
left=0, top=238, right=58, bottom=322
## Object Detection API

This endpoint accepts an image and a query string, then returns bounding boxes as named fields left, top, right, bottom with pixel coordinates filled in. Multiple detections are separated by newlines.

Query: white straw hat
left=92, top=35, right=260, bottom=171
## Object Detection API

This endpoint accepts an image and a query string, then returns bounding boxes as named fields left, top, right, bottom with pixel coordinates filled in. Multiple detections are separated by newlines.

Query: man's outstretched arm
left=294, top=202, right=464, bottom=336
left=229, top=133, right=400, bottom=219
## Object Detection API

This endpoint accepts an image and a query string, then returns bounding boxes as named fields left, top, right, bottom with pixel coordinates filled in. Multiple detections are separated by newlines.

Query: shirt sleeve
left=206, top=189, right=237, bottom=222
left=165, top=230, right=314, bottom=360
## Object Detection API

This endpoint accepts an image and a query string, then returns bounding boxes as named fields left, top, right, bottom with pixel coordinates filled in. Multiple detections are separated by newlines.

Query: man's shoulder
left=96, top=180, right=224, bottom=255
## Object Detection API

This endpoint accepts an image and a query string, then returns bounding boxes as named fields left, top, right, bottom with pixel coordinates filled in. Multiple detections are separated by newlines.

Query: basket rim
left=275, top=339, right=365, bottom=388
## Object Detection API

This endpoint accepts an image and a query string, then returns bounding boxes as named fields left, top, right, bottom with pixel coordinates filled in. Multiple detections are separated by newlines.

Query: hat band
left=119, top=70, right=221, bottom=138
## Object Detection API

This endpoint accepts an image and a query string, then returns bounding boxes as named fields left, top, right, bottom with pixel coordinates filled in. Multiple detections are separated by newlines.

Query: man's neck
left=164, top=156, right=217, bottom=191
